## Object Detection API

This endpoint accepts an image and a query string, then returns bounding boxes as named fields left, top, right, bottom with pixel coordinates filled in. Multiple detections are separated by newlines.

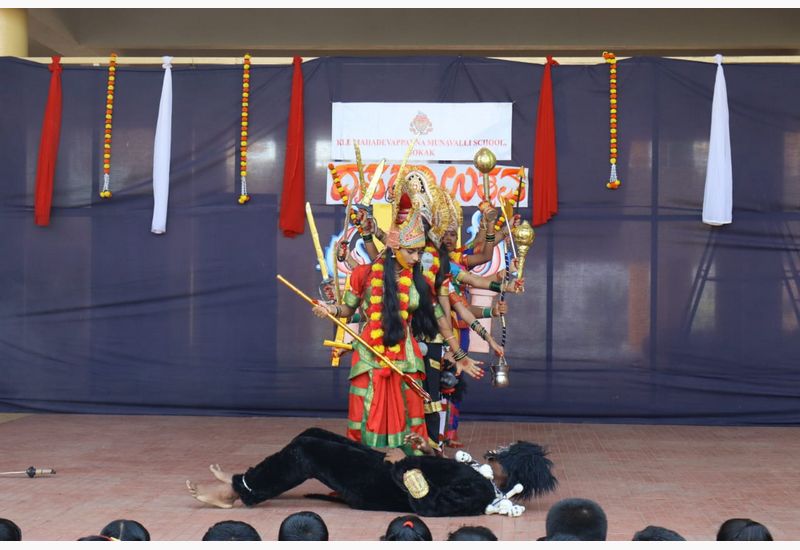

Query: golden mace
left=276, top=274, right=432, bottom=403
left=511, top=220, right=536, bottom=284
left=491, top=222, right=536, bottom=389
left=473, top=147, right=497, bottom=204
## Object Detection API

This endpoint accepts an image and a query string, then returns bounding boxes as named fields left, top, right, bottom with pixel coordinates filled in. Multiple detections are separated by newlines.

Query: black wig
left=486, top=441, right=558, bottom=500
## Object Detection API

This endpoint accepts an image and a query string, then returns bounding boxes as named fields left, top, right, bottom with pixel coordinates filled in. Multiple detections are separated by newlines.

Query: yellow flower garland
left=100, top=53, right=117, bottom=199
left=365, top=257, right=413, bottom=358
left=604, top=51, right=621, bottom=190
left=238, top=54, right=252, bottom=204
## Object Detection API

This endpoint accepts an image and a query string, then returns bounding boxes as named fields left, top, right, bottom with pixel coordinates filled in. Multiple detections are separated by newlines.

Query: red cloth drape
left=532, top=56, right=559, bottom=227
left=33, top=56, right=64, bottom=227
left=279, top=56, right=305, bottom=237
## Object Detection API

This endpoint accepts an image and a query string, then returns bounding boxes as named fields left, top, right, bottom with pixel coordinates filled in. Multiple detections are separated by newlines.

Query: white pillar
left=0, top=8, right=28, bottom=57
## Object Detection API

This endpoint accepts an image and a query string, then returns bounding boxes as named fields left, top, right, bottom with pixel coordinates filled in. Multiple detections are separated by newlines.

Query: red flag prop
left=279, top=56, right=306, bottom=237
left=33, top=56, right=64, bottom=227
left=532, top=56, right=559, bottom=227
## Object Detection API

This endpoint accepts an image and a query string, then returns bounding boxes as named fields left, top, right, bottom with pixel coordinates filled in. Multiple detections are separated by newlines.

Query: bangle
left=489, top=281, right=502, bottom=293
left=331, top=304, right=340, bottom=317
left=485, top=233, right=496, bottom=243
left=469, top=320, right=488, bottom=341
left=362, top=234, right=373, bottom=242
left=482, top=307, right=492, bottom=318
left=452, top=348, right=467, bottom=361
left=445, top=334, right=457, bottom=342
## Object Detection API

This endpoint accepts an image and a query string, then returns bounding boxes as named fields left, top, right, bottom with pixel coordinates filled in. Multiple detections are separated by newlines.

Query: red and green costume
left=343, top=259, right=435, bottom=450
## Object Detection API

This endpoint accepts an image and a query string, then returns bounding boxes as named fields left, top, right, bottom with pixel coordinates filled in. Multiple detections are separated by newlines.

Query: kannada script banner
left=324, top=163, right=528, bottom=207
left=331, top=102, right=512, bottom=161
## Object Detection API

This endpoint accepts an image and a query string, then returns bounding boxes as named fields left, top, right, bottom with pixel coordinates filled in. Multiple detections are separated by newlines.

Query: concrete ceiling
left=27, top=8, right=800, bottom=58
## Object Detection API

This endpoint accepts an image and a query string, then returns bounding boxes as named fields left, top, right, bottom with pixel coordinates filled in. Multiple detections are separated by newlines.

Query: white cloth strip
left=702, top=54, right=733, bottom=226
left=151, top=56, right=173, bottom=234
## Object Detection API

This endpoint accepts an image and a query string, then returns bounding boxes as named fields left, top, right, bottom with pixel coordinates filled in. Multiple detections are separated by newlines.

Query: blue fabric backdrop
left=1, top=55, right=798, bottom=424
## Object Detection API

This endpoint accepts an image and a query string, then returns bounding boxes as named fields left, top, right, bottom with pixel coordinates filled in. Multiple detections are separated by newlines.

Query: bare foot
left=209, top=464, right=233, bottom=484
left=186, top=479, right=238, bottom=509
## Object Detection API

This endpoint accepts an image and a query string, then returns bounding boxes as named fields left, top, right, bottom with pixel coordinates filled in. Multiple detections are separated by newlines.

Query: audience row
left=0, top=498, right=776, bottom=541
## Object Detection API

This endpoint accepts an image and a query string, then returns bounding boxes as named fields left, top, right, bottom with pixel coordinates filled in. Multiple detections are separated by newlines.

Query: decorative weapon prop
left=0, top=466, right=56, bottom=478
left=386, top=138, right=418, bottom=204
left=473, top=147, right=498, bottom=205
left=305, top=202, right=334, bottom=303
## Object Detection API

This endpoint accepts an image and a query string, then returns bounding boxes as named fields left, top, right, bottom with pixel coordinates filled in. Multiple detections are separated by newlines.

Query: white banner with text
left=331, top=102, right=513, bottom=161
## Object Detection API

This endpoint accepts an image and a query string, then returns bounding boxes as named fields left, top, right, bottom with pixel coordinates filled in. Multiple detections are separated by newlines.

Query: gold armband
left=424, top=400, right=443, bottom=414
left=403, top=469, right=430, bottom=499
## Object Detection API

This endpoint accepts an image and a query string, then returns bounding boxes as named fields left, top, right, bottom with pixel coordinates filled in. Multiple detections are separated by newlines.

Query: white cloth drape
left=702, top=54, right=733, bottom=226
left=151, top=56, right=173, bottom=234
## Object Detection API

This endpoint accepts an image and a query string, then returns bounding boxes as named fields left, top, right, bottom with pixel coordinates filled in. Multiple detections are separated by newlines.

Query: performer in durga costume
left=187, top=427, right=557, bottom=517
left=311, top=189, right=482, bottom=451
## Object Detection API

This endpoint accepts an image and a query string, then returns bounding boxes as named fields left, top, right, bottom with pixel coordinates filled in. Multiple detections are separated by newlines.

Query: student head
left=202, top=520, right=262, bottom=541
left=545, top=498, right=608, bottom=541
left=717, top=518, right=773, bottom=541
left=633, top=525, right=686, bottom=541
left=0, top=518, right=22, bottom=541
left=278, top=511, right=329, bottom=541
left=447, top=525, right=498, bottom=541
left=100, top=519, right=150, bottom=541
left=381, top=515, right=432, bottom=541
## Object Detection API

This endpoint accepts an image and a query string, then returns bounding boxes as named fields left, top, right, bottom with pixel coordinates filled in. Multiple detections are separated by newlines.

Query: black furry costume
left=231, top=427, right=556, bottom=517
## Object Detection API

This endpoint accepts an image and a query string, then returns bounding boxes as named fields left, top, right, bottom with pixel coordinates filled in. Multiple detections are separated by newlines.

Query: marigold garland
left=328, top=163, right=349, bottom=206
left=421, top=243, right=440, bottom=293
left=237, top=53, right=252, bottom=204
left=99, top=53, right=117, bottom=199
left=604, top=51, right=621, bottom=190
left=328, top=163, right=362, bottom=228
left=363, top=257, right=413, bottom=361
left=494, top=166, right=526, bottom=232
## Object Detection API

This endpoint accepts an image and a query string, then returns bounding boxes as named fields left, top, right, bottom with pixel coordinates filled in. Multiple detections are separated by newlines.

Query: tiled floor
left=0, top=414, right=797, bottom=541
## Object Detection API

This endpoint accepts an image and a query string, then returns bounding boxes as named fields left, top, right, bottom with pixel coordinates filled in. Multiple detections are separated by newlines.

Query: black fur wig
left=485, top=441, right=558, bottom=500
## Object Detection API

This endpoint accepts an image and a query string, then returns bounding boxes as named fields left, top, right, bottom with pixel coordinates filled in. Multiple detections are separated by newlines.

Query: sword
left=330, top=274, right=351, bottom=368
left=351, top=159, right=387, bottom=230
left=354, top=143, right=367, bottom=196
left=501, top=198, right=518, bottom=260
left=305, top=202, right=332, bottom=298
left=360, top=159, right=386, bottom=208
left=387, top=137, right=418, bottom=203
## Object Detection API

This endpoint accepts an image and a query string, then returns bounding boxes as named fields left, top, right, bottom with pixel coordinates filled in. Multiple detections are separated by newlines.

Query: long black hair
left=435, top=241, right=451, bottom=292
left=486, top=441, right=558, bottom=500
left=381, top=250, right=438, bottom=347
left=411, top=259, right=438, bottom=340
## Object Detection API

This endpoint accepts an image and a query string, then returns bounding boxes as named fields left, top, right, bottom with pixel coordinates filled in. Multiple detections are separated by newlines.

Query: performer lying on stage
left=186, top=427, right=557, bottom=517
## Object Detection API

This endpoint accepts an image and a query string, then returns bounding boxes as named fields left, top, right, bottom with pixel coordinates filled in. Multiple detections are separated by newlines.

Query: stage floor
left=0, top=414, right=797, bottom=541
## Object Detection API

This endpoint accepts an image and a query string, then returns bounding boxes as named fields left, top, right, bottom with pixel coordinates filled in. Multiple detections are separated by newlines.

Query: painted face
left=442, top=230, right=459, bottom=252
left=396, top=247, right=424, bottom=269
